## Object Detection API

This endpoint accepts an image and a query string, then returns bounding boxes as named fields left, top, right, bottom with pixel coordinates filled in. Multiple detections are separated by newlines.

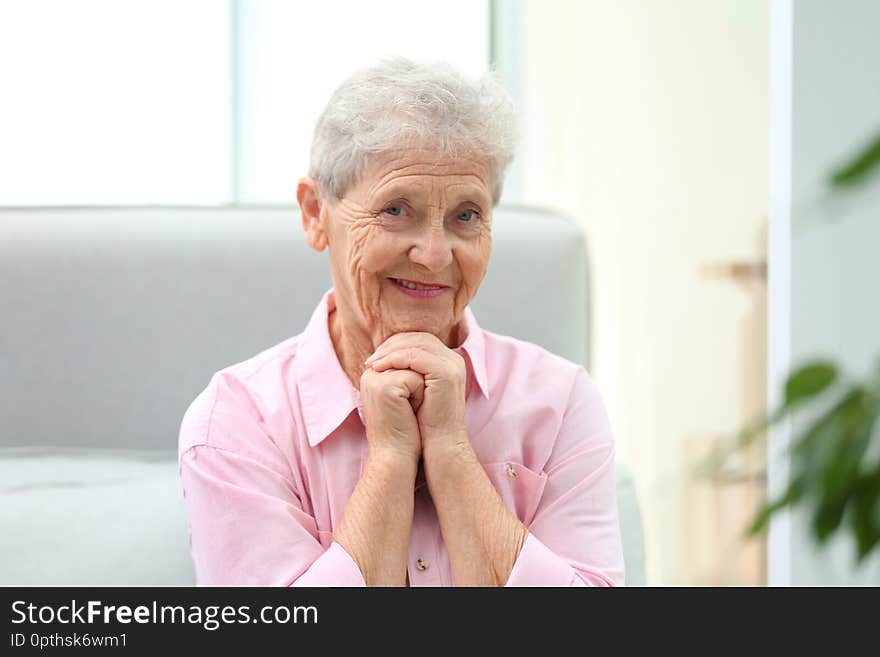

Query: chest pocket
left=482, top=461, right=548, bottom=527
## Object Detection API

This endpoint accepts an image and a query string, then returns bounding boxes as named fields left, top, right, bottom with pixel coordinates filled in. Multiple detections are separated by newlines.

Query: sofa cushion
left=0, top=447, right=194, bottom=585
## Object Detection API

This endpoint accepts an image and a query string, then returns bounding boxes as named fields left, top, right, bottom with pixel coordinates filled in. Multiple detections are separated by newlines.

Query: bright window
left=234, top=0, right=489, bottom=203
left=0, top=0, right=230, bottom=205
left=0, top=0, right=489, bottom=206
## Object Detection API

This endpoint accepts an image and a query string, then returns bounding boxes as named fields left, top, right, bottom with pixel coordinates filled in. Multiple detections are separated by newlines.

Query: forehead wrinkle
left=363, top=150, right=490, bottom=187
left=367, top=167, right=486, bottom=191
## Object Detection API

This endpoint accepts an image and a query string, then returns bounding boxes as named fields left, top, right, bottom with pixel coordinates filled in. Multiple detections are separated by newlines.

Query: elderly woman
left=179, top=58, right=624, bottom=587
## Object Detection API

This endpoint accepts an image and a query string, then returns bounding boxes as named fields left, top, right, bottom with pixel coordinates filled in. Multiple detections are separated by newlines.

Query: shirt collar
left=295, top=289, right=490, bottom=448
left=454, top=306, right=491, bottom=403
left=295, top=289, right=360, bottom=448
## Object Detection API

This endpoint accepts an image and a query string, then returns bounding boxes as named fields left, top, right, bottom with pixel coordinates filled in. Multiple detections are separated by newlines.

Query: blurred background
left=2, top=0, right=879, bottom=586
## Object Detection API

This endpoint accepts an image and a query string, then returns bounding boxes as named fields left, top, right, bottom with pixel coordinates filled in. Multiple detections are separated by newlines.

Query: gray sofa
left=0, top=205, right=645, bottom=586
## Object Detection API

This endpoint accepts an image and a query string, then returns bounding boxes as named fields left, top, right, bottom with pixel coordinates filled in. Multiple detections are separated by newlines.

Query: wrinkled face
left=322, top=147, right=494, bottom=347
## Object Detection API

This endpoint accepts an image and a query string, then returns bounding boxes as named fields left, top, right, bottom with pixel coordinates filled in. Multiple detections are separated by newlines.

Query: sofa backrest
left=1, top=205, right=590, bottom=450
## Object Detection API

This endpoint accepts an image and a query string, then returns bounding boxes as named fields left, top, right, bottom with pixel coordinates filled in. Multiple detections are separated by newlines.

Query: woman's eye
left=457, top=209, right=480, bottom=223
left=383, top=205, right=404, bottom=217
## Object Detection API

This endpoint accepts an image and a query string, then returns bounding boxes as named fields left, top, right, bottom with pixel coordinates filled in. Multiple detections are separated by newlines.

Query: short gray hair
left=308, top=57, right=517, bottom=205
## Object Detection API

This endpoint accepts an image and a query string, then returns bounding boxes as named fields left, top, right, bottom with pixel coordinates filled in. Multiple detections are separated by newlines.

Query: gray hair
left=308, top=57, right=517, bottom=205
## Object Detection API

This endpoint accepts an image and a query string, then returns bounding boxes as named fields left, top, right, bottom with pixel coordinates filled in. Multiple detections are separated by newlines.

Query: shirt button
left=416, top=558, right=429, bottom=571
left=506, top=464, right=518, bottom=478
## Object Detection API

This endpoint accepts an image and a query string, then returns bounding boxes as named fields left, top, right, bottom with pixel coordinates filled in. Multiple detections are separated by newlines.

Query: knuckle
left=379, top=382, right=399, bottom=400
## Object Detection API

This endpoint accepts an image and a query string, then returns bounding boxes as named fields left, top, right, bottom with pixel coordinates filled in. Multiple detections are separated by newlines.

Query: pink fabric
left=178, top=289, right=624, bottom=586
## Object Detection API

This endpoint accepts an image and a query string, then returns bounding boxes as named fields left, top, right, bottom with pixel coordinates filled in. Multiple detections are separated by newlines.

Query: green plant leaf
left=698, top=362, right=840, bottom=484
left=849, top=470, right=880, bottom=563
left=790, top=388, right=860, bottom=471
left=784, top=361, right=838, bottom=408
left=748, top=479, right=805, bottom=535
left=830, top=131, right=880, bottom=187
left=748, top=386, right=878, bottom=549
left=819, top=397, right=877, bottom=499
left=729, top=130, right=880, bottom=563
left=813, top=489, right=853, bottom=543
left=789, top=387, right=880, bottom=552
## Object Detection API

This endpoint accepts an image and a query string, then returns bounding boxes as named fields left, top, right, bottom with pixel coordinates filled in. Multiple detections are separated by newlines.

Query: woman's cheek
left=347, top=223, right=384, bottom=326
left=453, top=235, right=491, bottom=320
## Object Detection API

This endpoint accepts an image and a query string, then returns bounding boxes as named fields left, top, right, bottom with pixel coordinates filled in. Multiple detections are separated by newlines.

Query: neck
left=328, top=306, right=374, bottom=390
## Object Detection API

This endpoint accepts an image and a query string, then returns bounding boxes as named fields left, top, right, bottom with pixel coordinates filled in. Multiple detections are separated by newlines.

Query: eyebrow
left=371, top=178, right=491, bottom=209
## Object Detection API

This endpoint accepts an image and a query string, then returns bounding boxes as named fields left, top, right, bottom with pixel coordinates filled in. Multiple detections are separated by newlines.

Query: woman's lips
left=388, top=277, right=450, bottom=298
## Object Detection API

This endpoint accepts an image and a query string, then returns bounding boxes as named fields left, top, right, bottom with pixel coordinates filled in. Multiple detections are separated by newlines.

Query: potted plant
left=710, top=130, right=880, bottom=563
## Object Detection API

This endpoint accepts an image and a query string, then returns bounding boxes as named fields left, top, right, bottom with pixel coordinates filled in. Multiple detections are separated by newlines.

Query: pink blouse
left=178, top=289, right=624, bottom=586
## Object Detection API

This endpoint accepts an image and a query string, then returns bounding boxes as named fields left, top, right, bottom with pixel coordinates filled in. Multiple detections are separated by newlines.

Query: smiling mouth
left=388, top=277, right=450, bottom=298
left=389, top=277, right=449, bottom=291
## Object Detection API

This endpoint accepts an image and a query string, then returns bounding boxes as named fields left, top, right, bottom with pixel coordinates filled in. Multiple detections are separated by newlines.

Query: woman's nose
left=407, top=224, right=453, bottom=272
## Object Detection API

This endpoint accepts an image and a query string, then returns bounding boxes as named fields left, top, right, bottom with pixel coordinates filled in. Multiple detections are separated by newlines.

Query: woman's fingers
left=382, top=367, right=425, bottom=411
left=400, top=369, right=425, bottom=413
left=369, top=347, right=455, bottom=381
left=365, top=332, right=446, bottom=365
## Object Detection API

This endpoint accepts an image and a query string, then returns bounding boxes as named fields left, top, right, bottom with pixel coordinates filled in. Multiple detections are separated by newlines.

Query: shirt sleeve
left=178, top=383, right=365, bottom=587
left=505, top=367, right=625, bottom=587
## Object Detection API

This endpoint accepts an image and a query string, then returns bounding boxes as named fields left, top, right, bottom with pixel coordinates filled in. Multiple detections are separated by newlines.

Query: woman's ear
left=296, top=178, right=329, bottom=252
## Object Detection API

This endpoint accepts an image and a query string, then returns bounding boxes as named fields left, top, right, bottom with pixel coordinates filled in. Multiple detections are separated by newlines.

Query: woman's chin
left=381, top=316, right=455, bottom=340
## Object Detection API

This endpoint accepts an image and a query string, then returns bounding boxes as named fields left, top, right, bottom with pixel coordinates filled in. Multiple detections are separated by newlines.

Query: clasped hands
left=359, top=332, right=470, bottom=469
left=350, top=332, right=528, bottom=586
